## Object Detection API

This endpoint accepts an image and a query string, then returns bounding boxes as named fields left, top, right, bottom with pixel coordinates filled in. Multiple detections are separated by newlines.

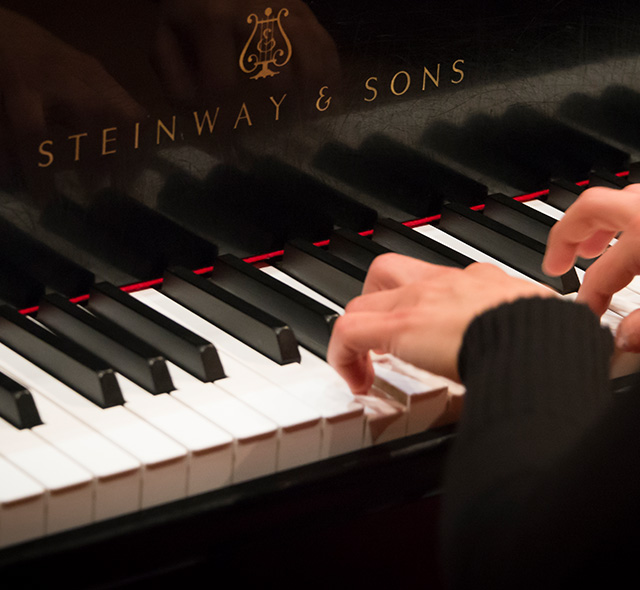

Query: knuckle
left=466, top=262, right=500, bottom=276
left=344, top=296, right=363, bottom=314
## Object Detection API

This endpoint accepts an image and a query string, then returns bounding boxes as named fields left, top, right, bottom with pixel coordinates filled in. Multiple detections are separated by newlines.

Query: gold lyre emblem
left=239, top=7, right=292, bottom=80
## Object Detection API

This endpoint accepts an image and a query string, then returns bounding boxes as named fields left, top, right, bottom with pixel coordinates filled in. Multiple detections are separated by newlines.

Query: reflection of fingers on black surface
left=153, top=23, right=198, bottom=105
left=269, top=3, right=340, bottom=90
left=3, top=88, right=46, bottom=143
left=195, top=27, right=239, bottom=98
left=78, top=60, right=147, bottom=123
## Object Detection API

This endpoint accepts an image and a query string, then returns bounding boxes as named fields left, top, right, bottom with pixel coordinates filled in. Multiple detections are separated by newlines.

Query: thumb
left=615, top=309, right=640, bottom=352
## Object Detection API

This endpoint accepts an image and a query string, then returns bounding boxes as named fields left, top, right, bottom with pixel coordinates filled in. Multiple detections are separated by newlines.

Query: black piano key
left=279, top=239, right=366, bottom=307
left=482, top=194, right=594, bottom=271
left=483, top=193, right=554, bottom=243
left=589, top=167, right=629, bottom=189
left=87, top=282, right=225, bottom=383
left=438, top=204, right=580, bottom=294
left=327, top=229, right=391, bottom=272
left=162, top=267, right=300, bottom=365
left=372, top=218, right=473, bottom=268
left=210, top=255, right=339, bottom=359
left=0, top=217, right=95, bottom=299
left=547, top=179, right=584, bottom=211
left=626, top=162, right=640, bottom=184
left=0, top=306, right=124, bottom=409
left=37, top=294, right=174, bottom=395
left=0, top=372, right=43, bottom=429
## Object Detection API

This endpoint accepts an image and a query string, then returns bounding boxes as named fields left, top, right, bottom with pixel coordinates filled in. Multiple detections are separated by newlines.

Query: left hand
left=327, top=254, right=553, bottom=394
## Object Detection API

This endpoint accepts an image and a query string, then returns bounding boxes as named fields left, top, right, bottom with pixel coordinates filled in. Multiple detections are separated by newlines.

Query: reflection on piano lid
left=2, top=0, right=640, bottom=586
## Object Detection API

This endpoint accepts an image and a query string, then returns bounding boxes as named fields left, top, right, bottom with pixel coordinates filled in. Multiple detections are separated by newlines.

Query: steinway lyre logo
left=239, top=7, right=292, bottom=80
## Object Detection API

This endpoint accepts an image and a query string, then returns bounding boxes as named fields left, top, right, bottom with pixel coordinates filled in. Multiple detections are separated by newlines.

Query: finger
left=577, top=219, right=640, bottom=315
left=615, top=309, right=640, bottom=352
left=543, top=187, right=640, bottom=275
left=623, top=183, right=640, bottom=195
left=362, top=253, right=447, bottom=295
left=575, top=229, right=617, bottom=260
left=328, top=312, right=400, bottom=395
left=345, top=287, right=407, bottom=314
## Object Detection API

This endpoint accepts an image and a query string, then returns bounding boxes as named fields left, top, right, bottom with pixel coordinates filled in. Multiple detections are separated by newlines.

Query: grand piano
left=1, top=0, right=640, bottom=586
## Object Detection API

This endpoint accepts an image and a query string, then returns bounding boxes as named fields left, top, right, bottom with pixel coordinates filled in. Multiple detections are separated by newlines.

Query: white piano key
left=371, top=355, right=449, bottom=435
left=0, top=342, right=189, bottom=509
left=524, top=199, right=564, bottom=219
left=170, top=363, right=321, bottom=472
left=0, top=419, right=94, bottom=536
left=128, top=288, right=324, bottom=472
left=28, top=392, right=142, bottom=521
left=261, top=265, right=454, bottom=434
left=0, top=456, right=46, bottom=548
left=116, top=376, right=235, bottom=495
left=133, top=289, right=366, bottom=459
left=163, top=373, right=279, bottom=483
left=414, top=224, right=543, bottom=285
left=356, top=393, right=407, bottom=446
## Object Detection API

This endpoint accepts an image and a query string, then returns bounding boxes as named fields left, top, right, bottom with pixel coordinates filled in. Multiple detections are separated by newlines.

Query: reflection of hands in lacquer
left=0, top=7, right=144, bottom=178
left=152, top=0, right=340, bottom=107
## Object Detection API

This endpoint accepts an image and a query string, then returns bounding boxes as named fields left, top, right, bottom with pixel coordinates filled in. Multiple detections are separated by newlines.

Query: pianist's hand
left=327, top=254, right=552, bottom=394
left=544, top=183, right=640, bottom=351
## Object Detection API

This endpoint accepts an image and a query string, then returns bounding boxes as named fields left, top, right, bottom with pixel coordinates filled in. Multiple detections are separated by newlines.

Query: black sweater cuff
left=457, top=297, right=614, bottom=435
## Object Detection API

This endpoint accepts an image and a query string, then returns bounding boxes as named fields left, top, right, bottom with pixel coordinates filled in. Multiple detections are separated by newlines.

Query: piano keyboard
left=0, top=184, right=637, bottom=551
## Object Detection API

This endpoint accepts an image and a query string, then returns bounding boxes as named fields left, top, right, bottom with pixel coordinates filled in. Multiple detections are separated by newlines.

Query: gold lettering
left=234, top=103, right=253, bottom=129
left=364, top=77, right=378, bottom=102
left=390, top=71, right=411, bottom=96
left=193, top=109, right=220, bottom=135
left=102, top=127, right=117, bottom=156
left=269, top=94, right=287, bottom=121
left=156, top=116, right=177, bottom=144
left=451, top=59, right=464, bottom=84
left=68, top=133, right=88, bottom=162
left=38, top=140, right=54, bottom=168
left=423, top=64, right=441, bottom=89
left=134, top=122, right=140, bottom=149
left=316, top=86, right=332, bottom=112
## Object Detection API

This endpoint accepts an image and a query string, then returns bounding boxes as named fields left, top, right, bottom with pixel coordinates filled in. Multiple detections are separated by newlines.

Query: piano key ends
left=0, top=372, right=43, bottom=429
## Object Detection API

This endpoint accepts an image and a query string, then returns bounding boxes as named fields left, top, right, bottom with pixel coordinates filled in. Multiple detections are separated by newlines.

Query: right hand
left=543, top=183, right=640, bottom=351
left=328, top=254, right=552, bottom=394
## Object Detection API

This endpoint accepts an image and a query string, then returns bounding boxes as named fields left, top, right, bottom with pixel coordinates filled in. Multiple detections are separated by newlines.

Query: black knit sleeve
left=440, top=297, right=640, bottom=588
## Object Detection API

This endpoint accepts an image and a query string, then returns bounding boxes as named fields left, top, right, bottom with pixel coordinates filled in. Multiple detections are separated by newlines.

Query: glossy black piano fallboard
left=2, top=0, right=640, bottom=585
